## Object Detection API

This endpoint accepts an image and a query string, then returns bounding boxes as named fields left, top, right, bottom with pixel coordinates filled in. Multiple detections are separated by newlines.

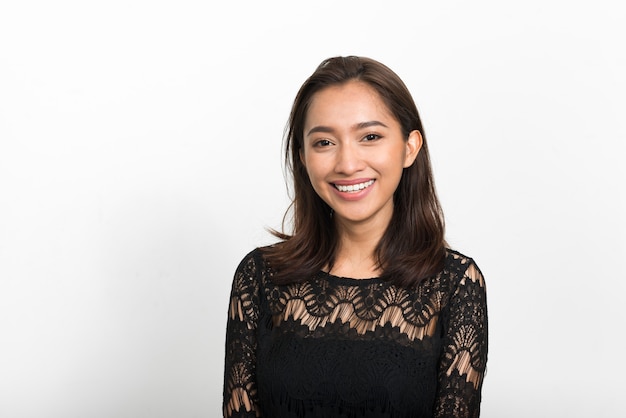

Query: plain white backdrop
left=1, top=1, right=625, bottom=417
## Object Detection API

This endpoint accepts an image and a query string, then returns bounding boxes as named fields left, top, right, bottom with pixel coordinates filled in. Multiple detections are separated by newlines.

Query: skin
left=300, top=80, right=422, bottom=278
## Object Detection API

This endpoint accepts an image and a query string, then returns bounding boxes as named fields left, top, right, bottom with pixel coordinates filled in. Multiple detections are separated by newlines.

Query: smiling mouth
left=333, top=180, right=375, bottom=193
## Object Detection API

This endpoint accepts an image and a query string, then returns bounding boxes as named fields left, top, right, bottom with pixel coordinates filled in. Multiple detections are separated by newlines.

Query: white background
left=1, top=1, right=625, bottom=417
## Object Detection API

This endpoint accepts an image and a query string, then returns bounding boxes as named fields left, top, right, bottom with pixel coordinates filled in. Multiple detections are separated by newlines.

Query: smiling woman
left=223, top=56, right=488, bottom=418
left=300, top=81, right=421, bottom=257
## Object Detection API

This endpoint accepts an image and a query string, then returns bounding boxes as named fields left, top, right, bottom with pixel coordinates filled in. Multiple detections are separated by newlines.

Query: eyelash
left=363, top=133, right=381, bottom=142
left=313, top=139, right=333, bottom=147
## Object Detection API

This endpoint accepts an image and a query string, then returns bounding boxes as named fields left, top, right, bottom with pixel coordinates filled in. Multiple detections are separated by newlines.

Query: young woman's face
left=301, top=81, right=421, bottom=230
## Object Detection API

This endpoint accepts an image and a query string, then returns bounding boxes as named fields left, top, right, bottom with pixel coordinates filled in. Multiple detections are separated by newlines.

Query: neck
left=330, top=217, right=389, bottom=279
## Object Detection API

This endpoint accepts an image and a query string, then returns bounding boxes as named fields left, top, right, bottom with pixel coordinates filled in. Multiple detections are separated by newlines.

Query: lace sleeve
left=434, top=260, right=488, bottom=418
left=223, top=252, right=262, bottom=418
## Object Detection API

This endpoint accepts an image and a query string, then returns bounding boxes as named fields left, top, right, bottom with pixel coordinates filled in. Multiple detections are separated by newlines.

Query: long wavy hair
left=262, top=56, right=446, bottom=288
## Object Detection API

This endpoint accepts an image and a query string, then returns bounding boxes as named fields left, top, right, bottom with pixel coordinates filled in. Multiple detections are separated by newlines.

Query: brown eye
left=363, top=134, right=381, bottom=142
left=314, top=139, right=332, bottom=147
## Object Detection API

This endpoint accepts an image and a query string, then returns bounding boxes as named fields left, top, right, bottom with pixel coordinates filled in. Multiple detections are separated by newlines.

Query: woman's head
left=299, top=79, right=422, bottom=229
left=268, top=56, right=445, bottom=286
left=288, top=57, right=437, bottom=225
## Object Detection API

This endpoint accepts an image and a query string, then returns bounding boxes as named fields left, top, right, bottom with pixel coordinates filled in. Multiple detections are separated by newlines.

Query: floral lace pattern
left=224, top=249, right=488, bottom=417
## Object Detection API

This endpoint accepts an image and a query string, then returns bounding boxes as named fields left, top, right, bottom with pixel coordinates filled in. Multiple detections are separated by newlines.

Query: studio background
left=1, top=1, right=624, bottom=417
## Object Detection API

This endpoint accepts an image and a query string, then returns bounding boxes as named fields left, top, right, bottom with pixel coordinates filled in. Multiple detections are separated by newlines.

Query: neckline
left=318, top=270, right=383, bottom=284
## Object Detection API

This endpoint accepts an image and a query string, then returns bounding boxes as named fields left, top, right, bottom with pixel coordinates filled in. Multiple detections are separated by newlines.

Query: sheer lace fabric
left=224, top=248, right=488, bottom=418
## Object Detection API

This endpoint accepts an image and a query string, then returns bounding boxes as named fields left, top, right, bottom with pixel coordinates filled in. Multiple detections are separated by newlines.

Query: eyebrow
left=306, top=120, right=389, bottom=137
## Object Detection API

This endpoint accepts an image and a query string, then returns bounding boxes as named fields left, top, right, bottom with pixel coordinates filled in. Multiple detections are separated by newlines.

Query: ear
left=299, top=149, right=305, bottom=167
left=403, top=130, right=423, bottom=168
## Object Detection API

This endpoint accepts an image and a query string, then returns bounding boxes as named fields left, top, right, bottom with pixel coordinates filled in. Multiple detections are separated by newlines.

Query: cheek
left=303, top=155, right=327, bottom=180
left=373, top=152, right=405, bottom=175
left=305, top=169, right=329, bottom=201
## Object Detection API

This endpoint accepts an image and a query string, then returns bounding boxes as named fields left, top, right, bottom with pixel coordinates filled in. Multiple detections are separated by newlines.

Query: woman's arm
left=434, top=260, right=488, bottom=418
left=223, top=252, right=262, bottom=418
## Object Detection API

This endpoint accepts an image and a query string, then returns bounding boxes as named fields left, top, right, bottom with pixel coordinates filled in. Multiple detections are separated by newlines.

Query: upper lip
left=331, top=178, right=374, bottom=186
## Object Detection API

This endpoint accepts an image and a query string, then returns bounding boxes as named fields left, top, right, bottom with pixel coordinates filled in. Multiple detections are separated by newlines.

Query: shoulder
left=235, top=247, right=265, bottom=270
left=231, top=248, right=266, bottom=289
left=232, top=247, right=273, bottom=285
left=442, top=248, right=485, bottom=287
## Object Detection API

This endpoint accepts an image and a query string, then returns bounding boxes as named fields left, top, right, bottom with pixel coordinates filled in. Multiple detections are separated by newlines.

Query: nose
left=334, top=142, right=364, bottom=175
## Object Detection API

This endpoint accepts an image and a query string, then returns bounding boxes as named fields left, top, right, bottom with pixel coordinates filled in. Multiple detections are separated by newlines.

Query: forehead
left=305, top=81, right=394, bottom=127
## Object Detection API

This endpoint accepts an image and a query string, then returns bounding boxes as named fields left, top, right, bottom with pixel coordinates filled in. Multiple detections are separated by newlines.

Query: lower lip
left=331, top=181, right=375, bottom=201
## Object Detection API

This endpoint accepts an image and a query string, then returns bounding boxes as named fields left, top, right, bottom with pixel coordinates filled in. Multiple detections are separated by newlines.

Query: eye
left=362, top=133, right=381, bottom=142
left=313, top=139, right=333, bottom=147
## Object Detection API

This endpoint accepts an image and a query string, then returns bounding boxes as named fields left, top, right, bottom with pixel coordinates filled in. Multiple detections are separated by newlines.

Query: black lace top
left=223, top=248, right=488, bottom=418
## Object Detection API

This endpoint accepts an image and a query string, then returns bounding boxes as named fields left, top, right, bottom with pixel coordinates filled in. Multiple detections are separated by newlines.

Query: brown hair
left=263, top=56, right=446, bottom=288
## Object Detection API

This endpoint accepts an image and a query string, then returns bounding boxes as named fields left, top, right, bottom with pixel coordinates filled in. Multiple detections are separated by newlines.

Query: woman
left=223, top=56, right=488, bottom=417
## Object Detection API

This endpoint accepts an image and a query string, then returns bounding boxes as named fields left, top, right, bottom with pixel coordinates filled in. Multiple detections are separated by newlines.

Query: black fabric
left=223, top=248, right=488, bottom=418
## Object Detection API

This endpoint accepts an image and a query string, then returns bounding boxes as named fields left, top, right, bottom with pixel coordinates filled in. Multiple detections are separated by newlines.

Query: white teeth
left=335, top=180, right=374, bottom=193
